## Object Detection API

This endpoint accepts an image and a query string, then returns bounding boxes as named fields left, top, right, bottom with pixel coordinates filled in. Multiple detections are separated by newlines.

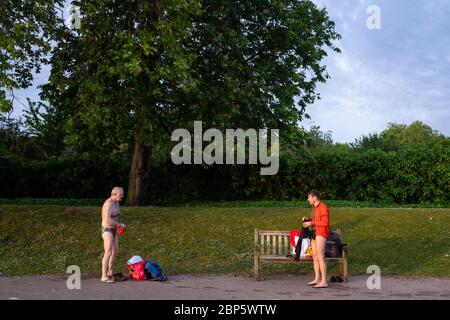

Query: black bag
left=325, top=232, right=343, bottom=258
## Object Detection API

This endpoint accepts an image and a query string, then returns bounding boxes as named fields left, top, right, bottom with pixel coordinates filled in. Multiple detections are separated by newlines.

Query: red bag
left=127, top=261, right=146, bottom=281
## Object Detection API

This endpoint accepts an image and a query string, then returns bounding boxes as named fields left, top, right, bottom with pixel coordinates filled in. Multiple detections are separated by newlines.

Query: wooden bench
left=254, top=228, right=348, bottom=281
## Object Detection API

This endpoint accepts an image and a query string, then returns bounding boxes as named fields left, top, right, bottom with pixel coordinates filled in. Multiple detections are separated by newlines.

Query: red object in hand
left=117, top=226, right=126, bottom=236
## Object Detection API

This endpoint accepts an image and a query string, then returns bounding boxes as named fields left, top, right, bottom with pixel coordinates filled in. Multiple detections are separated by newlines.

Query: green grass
left=1, top=204, right=450, bottom=277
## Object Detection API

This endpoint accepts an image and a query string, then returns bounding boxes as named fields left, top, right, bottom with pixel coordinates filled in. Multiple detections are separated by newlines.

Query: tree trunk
left=126, top=140, right=151, bottom=206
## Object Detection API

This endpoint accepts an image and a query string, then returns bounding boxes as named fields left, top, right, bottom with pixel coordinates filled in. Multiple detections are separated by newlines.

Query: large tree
left=40, top=0, right=341, bottom=205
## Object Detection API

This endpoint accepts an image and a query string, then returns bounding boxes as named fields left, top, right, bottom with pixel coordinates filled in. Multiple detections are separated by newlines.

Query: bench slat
left=260, top=255, right=344, bottom=263
left=261, top=234, right=265, bottom=255
left=273, top=235, right=277, bottom=255
left=258, top=231, right=290, bottom=236
left=278, top=235, right=282, bottom=255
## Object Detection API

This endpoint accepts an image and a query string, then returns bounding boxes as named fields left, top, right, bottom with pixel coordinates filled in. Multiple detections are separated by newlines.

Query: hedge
left=1, top=140, right=448, bottom=205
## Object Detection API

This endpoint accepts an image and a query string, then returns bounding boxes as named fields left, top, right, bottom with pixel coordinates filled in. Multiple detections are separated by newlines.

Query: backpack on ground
left=325, top=232, right=343, bottom=258
left=144, top=260, right=168, bottom=281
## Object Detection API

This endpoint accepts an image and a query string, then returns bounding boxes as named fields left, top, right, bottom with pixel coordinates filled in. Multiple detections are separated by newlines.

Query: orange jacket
left=310, top=201, right=330, bottom=238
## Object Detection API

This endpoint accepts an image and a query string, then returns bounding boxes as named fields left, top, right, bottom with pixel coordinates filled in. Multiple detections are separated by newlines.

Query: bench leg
left=254, top=253, right=261, bottom=280
left=341, top=249, right=348, bottom=282
left=254, top=228, right=261, bottom=280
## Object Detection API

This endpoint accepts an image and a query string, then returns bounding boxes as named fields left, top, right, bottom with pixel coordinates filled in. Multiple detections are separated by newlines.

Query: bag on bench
left=294, top=228, right=313, bottom=259
left=325, top=232, right=343, bottom=258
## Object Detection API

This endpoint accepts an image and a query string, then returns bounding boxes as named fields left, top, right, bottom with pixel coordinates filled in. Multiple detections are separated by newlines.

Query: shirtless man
left=101, top=186, right=126, bottom=283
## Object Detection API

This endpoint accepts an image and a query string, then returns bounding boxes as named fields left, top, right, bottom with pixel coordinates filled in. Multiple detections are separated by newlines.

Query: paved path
left=2, top=273, right=450, bottom=300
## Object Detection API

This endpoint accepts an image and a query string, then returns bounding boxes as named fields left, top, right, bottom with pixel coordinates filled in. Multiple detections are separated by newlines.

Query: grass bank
left=1, top=205, right=449, bottom=276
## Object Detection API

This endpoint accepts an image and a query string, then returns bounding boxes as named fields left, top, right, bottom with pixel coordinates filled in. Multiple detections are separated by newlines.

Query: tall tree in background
left=352, top=121, right=445, bottom=151
left=39, top=0, right=341, bottom=205
left=381, top=121, right=443, bottom=146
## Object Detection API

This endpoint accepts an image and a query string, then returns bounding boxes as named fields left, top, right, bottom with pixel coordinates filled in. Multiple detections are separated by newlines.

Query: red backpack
left=127, top=260, right=146, bottom=281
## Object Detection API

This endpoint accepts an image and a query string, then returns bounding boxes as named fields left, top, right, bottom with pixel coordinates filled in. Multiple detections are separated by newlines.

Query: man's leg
left=314, top=235, right=328, bottom=287
left=307, top=239, right=320, bottom=285
left=108, top=234, right=118, bottom=277
left=101, top=232, right=114, bottom=281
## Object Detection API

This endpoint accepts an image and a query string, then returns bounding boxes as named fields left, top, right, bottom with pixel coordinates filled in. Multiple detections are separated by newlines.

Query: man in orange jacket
left=302, top=189, right=330, bottom=288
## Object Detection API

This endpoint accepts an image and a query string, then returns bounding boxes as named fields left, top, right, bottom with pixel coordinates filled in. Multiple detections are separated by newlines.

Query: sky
left=302, top=0, right=450, bottom=142
left=9, top=0, right=450, bottom=143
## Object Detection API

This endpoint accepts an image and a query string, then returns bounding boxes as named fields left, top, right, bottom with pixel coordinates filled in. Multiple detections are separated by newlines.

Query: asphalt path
left=2, top=273, right=450, bottom=300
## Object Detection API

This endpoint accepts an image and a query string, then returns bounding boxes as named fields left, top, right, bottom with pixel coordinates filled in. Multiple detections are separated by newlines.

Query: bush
left=147, top=139, right=449, bottom=205
left=0, top=140, right=448, bottom=205
left=0, top=155, right=129, bottom=199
